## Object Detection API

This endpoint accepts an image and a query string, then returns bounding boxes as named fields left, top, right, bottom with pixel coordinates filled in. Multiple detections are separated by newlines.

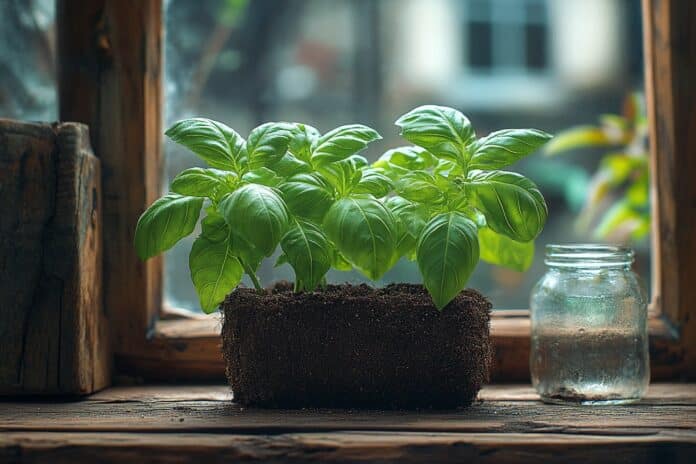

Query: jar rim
left=545, top=244, right=634, bottom=268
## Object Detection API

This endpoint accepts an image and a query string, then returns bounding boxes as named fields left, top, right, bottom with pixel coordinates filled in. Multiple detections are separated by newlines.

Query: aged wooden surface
left=643, top=0, right=696, bottom=379
left=0, top=121, right=108, bottom=395
left=0, top=384, right=694, bottom=463
left=57, top=0, right=163, bottom=361
left=1, top=432, right=695, bottom=464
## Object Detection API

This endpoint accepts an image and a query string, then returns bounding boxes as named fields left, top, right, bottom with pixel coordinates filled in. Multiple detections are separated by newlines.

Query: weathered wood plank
left=2, top=385, right=695, bottom=462
left=57, top=0, right=163, bottom=361
left=2, top=385, right=695, bottom=435
left=642, top=0, right=696, bottom=378
left=2, top=402, right=693, bottom=435
left=82, top=383, right=696, bottom=405
left=1, top=431, right=695, bottom=464
left=0, top=121, right=58, bottom=391
left=0, top=121, right=108, bottom=395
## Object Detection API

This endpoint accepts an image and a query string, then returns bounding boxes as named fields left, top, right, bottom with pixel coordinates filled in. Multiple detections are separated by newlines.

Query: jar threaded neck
left=544, top=244, right=634, bottom=269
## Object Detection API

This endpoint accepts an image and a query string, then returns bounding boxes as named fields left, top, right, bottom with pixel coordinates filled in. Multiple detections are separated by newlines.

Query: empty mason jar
left=530, top=244, right=649, bottom=405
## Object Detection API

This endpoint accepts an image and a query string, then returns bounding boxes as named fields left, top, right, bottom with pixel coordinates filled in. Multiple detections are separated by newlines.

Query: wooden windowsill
left=1, top=383, right=694, bottom=462
left=113, top=311, right=684, bottom=382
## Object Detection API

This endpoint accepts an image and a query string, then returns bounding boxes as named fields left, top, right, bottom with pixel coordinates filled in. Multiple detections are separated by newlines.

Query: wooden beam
left=643, top=0, right=696, bottom=378
left=0, top=121, right=108, bottom=395
left=56, top=0, right=163, bottom=358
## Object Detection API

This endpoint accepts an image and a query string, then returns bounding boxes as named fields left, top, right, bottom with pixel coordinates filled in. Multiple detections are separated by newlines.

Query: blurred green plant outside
left=544, top=93, right=650, bottom=244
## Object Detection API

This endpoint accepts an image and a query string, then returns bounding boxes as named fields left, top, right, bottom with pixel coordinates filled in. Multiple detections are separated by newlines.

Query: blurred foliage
left=220, top=0, right=249, bottom=27
left=545, top=93, right=649, bottom=243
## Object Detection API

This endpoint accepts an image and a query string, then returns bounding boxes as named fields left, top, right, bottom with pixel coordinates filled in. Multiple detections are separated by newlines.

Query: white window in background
left=465, top=0, right=550, bottom=75
left=453, top=0, right=558, bottom=110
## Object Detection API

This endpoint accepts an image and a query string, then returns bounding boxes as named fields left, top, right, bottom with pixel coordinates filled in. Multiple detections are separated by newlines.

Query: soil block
left=221, top=283, right=492, bottom=409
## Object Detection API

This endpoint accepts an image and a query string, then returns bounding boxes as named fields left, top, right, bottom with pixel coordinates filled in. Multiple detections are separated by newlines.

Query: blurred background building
left=0, top=0, right=647, bottom=311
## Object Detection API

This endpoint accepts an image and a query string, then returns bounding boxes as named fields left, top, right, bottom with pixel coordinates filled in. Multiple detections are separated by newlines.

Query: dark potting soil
left=221, top=283, right=492, bottom=409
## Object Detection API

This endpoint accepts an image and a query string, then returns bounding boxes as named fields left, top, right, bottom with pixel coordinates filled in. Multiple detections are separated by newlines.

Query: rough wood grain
left=643, top=0, right=696, bottom=379
left=0, top=384, right=695, bottom=463
left=0, top=121, right=108, bottom=395
left=1, top=431, right=695, bottom=464
left=81, top=383, right=696, bottom=406
left=57, top=0, right=163, bottom=361
left=2, top=384, right=695, bottom=435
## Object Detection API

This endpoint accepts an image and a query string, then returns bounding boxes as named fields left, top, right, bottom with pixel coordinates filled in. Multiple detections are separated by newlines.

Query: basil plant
left=135, top=106, right=552, bottom=312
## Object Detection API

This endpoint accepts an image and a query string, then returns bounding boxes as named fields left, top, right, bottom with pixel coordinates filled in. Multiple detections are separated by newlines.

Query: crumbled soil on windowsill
left=221, top=283, right=492, bottom=409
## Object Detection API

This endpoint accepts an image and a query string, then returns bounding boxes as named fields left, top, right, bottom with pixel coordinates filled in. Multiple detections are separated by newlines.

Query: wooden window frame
left=56, top=0, right=695, bottom=382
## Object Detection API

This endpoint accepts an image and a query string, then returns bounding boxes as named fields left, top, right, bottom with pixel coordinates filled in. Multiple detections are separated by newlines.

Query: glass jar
left=530, top=244, right=649, bottom=405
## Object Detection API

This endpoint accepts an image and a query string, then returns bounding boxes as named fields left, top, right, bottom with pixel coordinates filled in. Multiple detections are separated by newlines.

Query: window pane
left=525, top=23, right=548, bottom=70
left=468, top=21, right=493, bottom=70
left=0, top=0, right=56, bottom=121
left=164, top=0, right=649, bottom=312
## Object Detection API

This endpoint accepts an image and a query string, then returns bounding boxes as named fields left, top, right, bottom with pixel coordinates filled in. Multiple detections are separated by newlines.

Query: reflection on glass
left=164, top=0, right=648, bottom=312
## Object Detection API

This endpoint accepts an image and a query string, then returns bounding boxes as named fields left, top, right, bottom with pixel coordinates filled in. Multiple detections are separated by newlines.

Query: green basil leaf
left=466, top=170, right=547, bottom=242
left=281, top=219, right=332, bottom=291
left=353, top=169, right=392, bottom=197
left=385, top=196, right=430, bottom=240
left=288, top=123, right=320, bottom=162
left=165, top=118, right=245, bottom=171
left=311, top=124, right=381, bottom=166
left=207, top=195, right=265, bottom=271
left=323, top=196, right=398, bottom=280
left=395, top=171, right=443, bottom=204
left=318, top=158, right=363, bottom=195
left=200, top=210, right=229, bottom=243
left=170, top=167, right=237, bottom=199
left=269, top=152, right=312, bottom=177
left=331, top=249, right=353, bottom=271
left=274, top=253, right=289, bottom=267
left=433, top=159, right=463, bottom=177
left=395, top=105, right=475, bottom=164
left=374, top=145, right=436, bottom=172
left=469, top=129, right=553, bottom=170
left=135, top=193, right=203, bottom=260
left=189, top=234, right=243, bottom=313
left=385, top=196, right=429, bottom=260
left=416, top=212, right=479, bottom=309
left=478, top=226, right=534, bottom=272
left=246, top=122, right=295, bottom=169
left=345, top=154, right=369, bottom=170
left=218, top=184, right=289, bottom=256
left=242, top=167, right=283, bottom=187
left=279, top=173, right=335, bottom=221
left=230, top=231, right=265, bottom=273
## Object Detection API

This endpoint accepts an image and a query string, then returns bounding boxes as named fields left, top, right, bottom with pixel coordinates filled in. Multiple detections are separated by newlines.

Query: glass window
left=0, top=0, right=56, bottom=121
left=164, top=0, right=648, bottom=312
left=463, top=0, right=549, bottom=74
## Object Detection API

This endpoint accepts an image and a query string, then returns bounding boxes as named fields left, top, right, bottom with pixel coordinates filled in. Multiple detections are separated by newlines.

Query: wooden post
left=0, top=121, right=109, bottom=394
left=643, top=0, right=696, bottom=378
left=57, top=0, right=163, bottom=361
